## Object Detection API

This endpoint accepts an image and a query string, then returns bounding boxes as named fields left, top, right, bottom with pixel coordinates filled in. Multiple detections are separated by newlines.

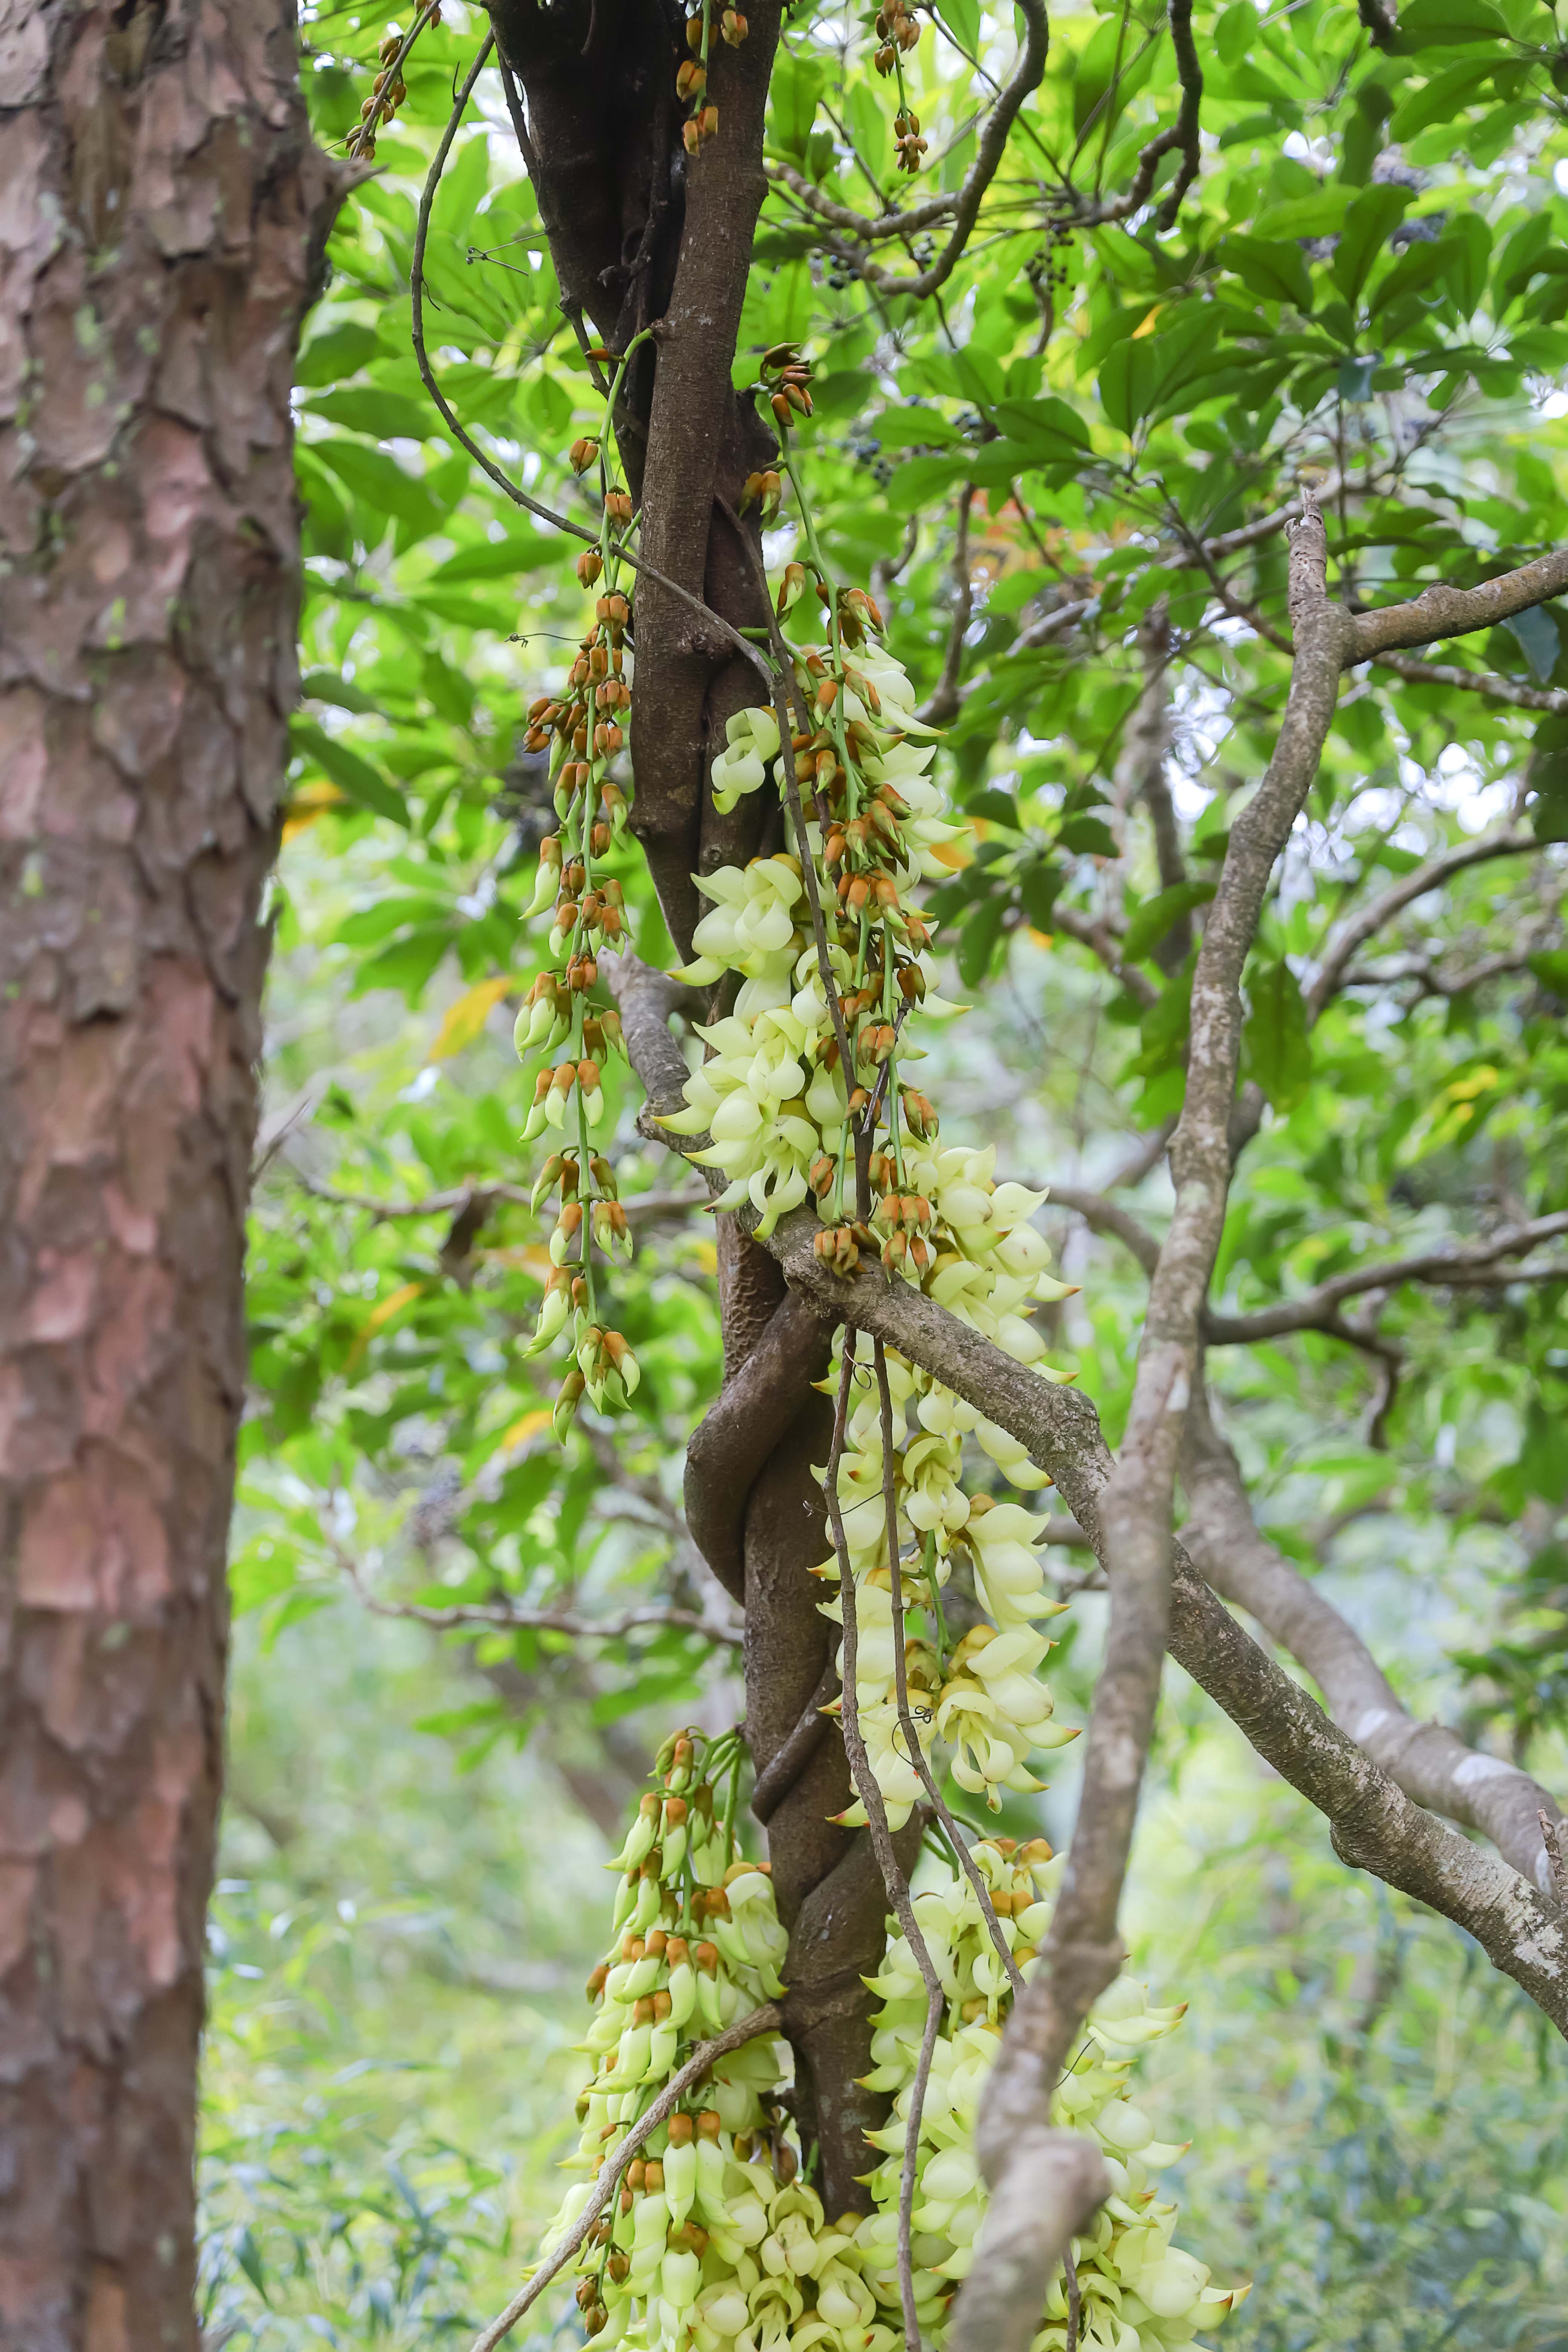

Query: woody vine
left=323, top=6, right=1568, bottom=2352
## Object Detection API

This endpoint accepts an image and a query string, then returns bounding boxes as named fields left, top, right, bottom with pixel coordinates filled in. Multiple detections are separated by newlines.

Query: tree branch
left=851, top=0, right=1049, bottom=299
left=1204, top=1211, right=1568, bottom=1343
left=1181, top=1384, right=1566, bottom=1892
left=764, top=161, right=957, bottom=242
left=1371, top=647, right=1568, bottom=715
left=1306, top=828, right=1539, bottom=1019
left=1350, top=550, right=1568, bottom=660
left=1046, top=1185, right=1161, bottom=1275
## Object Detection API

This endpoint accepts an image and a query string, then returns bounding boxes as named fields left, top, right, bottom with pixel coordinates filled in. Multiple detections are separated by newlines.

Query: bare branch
left=1182, top=1386, right=1566, bottom=1892
left=1350, top=548, right=1568, bottom=661
left=288, top=1172, right=704, bottom=1223
left=467, top=2003, right=784, bottom=2352
left=1047, top=1185, right=1161, bottom=1276
left=343, top=1572, right=744, bottom=1649
left=1075, top=0, right=1203, bottom=230
left=1047, top=904, right=1161, bottom=1008
left=1339, top=947, right=1545, bottom=998
left=1204, top=1211, right=1568, bottom=1344
left=764, top=161, right=957, bottom=242
left=1372, top=647, right=1568, bottom=715
left=851, top=0, right=1049, bottom=299
left=1306, top=828, right=1539, bottom=1019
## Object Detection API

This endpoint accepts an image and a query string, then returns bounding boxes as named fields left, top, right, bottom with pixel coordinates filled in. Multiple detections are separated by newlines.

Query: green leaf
left=295, top=320, right=381, bottom=388
left=1220, top=236, right=1314, bottom=312
left=1244, top=958, right=1313, bottom=1111
left=429, top=530, right=564, bottom=585
left=968, top=788, right=1021, bottom=828
left=769, top=50, right=825, bottom=163
left=989, top=395, right=1095, bottom=458
left=1527, top=949, right=1568, bottom=995
left=1098, top=336, right=1158, bottom=436
left=1018, top=862, right=1064, bottom=929
left=1057, top=814, right=1119, bottom=857
left=958, top=896, right=1007, bottom=988
left=309, top=439, right=447, bottom=545
left=292, top=719, right=410, bottom=828
left=1397, top=0, right=1508, bottom=41
left=302, top=387, right=436, bottom=440
left=1333, top=186, right=1412, bottom=307
left=1121, top=880, right=1216, bottom=965
left=1337, top=352, right=1380, bottom=401
left=1504, top=605, right=1559, bottom=684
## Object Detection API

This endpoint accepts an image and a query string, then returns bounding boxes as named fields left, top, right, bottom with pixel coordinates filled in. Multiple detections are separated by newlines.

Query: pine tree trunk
left=0, top=8, right=335, bottom=2345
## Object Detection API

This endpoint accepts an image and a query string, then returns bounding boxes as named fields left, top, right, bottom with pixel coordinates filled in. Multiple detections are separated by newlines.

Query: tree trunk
left=0, top=8, right=335, bottom=2346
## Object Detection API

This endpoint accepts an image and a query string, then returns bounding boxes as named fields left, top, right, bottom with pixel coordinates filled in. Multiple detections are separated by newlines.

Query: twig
left=348, top=0, right=441, bottom=159
left=466, top=2003, right=783, bottom=2352
left=1372, top=647, right=1568, bottom=715
left=763, top=161, right=957, bottom=242
left=1064, top=2245, right=1081, bottom=2352
left=344, top=1576, right=744, bottom=1650
left=1046, top=1186, right=1161, bottom=1276
left=874, top=1341, right=1025, bottom=1998
left=850, top=0, right=1049, bottom=299
left=291, top=1173, right=704, bottom=1223
left=1204, top=1212, right=1568, bottom=1344
left=1306, top=828, right=1538, bottom=1019
left=1076, top=0, right=1203, bottom=230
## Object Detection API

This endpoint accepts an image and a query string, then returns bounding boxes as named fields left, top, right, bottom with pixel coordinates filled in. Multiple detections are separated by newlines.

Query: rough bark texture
left=0, top=7, right=335, bottom=2346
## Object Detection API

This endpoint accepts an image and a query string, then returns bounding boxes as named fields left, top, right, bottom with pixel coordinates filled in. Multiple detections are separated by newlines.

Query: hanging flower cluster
left=348, top=9, right=442, bottom=161
left=512, top=353, right=648, bottom=1435
left=817, top=1343, right=1080, bottom=1828
left=861, top=1837, right=1250, bottom=2351
left=539, top=1729, right=913, bottom=2351
left=677, top=0, right=746, bottom=153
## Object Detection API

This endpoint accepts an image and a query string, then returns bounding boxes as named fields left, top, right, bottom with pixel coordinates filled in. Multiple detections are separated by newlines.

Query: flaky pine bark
left=0, top=8, right=337, bottom=2347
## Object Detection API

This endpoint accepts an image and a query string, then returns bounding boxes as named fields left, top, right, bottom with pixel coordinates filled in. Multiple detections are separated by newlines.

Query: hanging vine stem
left=824, top=1335, right=945, bottom=2352
left=408, top=34, right=775, bottom=685
left=873, top=1339, right=1026, bottom=2000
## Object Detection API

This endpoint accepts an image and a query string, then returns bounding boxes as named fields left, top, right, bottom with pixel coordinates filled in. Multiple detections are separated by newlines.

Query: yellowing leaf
left=344, top=1280, right=424, bottom=1372
left=281, top=781, right=347, bottom=843
left=499, top=1406, right=552, bottom=1449
left=430, top=975, right=513, bottom=1061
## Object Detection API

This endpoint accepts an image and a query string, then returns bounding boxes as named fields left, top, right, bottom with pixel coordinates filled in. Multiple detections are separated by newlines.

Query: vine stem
left=407, top=37, right=775, bottom=685
left=823, top=1337, right=943, bottom=2352
left=873, top=1341, right=1025, bottom=2000
left=464, top=2001, right=783, bottom=2352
